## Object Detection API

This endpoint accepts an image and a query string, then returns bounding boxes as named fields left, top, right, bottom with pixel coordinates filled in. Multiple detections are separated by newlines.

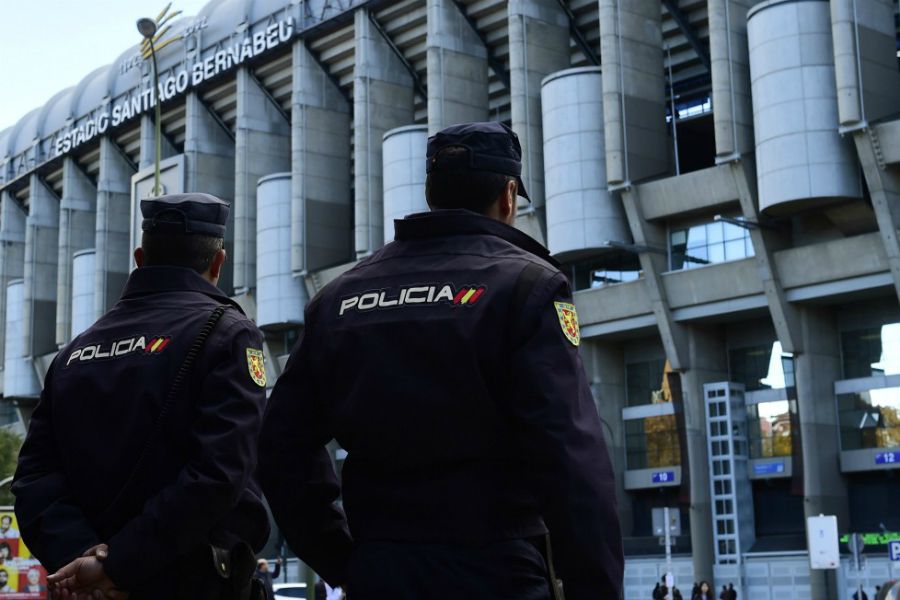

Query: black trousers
left=346, top=539, right=552, bottom=600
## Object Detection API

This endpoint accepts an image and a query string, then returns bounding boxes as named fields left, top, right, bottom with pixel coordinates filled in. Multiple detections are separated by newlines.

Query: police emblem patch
left=553, top=301, right=580, bottom=346
left=246, top=348, right=266, bottom=387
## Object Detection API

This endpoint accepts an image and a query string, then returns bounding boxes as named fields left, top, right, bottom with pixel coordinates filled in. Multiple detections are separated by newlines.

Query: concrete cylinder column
left=382, top=125, right=428, bottom=243
left=71, top=249, right=96, bottom=339
left=234, top=68, right=291, bottom=292
left=94, top=137, right=135, bottom=319
left=507, top=0, right=570, bottom=215
left=426, top=0, right=490, bottom=134
left=4, top=280, right=38, bottom=397
left=0, top=192, right=26, bottom=367
left=56, top=157, right=96, bottom=346
left=708, top=0, right=757, bottom=159
left=256, top=173, right=307, bottom=329
left=23, top=174, right=59, bottom=359
left=830, top=0, right=900, bottom=126
left=541, top=67, right=631, bottom=261
left=291, top=40, right=352, bottom=274
left=598, top=0, right=668, bottom=186
left=353, top=8, right=415, bottom=257
left=747, top=0, right=861, bottom=214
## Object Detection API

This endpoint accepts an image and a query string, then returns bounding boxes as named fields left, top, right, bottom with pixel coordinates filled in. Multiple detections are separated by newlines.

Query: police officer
left=13, top=193, right=270, bottom=599
left=259, top=122, right=624, bottom=599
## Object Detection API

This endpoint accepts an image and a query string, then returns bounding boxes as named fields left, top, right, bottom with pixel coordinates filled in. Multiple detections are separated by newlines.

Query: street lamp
left=137, top=17, right=162, bottom=197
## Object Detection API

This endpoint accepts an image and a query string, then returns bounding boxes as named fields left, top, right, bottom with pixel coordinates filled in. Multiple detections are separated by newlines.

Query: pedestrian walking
left=259, top=122, right=623, bottom=600
left=693, top=581, right=714, bottom=600
left=13, top=193, right=270, bottom=599
left=255, top=557, right=282, bottom=599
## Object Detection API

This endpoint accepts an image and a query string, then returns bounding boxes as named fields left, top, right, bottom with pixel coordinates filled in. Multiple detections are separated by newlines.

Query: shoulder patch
left=553, top=301, right=580, bottom=346
left=246, top=348, right=266, bottom=387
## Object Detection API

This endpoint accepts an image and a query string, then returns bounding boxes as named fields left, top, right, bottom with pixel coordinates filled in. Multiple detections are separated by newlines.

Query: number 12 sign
left=876, top=451, right=897, bottom=465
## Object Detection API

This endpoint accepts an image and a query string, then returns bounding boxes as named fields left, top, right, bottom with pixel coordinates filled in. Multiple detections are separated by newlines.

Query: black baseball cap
left=426, top=122, right=530, bottom=201
left=141, top=193, right=230, bottom=237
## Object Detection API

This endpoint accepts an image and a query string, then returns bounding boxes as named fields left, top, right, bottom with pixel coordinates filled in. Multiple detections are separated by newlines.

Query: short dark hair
left=425, top=146, right=513, bottom=214
left=141, top=231, right=224, bottom=273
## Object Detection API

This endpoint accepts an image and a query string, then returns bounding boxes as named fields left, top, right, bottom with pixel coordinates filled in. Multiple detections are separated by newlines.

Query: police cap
left=426, top=122, right=530, bottom=201
left=141, top=193, right=230, bottom=238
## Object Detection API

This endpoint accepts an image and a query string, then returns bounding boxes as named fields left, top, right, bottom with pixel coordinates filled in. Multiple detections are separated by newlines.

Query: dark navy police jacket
left=13, top=267, right=270, bottom=594
left=259, top=210, right=624, bottom=598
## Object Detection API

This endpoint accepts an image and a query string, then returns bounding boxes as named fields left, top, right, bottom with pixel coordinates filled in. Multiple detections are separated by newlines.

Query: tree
left=0, top=428, right=23, bottom=506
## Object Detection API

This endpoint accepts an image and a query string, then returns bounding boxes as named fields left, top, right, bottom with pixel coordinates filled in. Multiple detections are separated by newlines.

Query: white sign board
left=807, top=515, right=840, bottom=569
left=889, top=540, right=900, bottom=562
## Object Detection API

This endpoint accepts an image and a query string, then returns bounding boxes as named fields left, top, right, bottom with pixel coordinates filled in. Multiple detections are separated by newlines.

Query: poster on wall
left=0, top=511, right=48, bottom=599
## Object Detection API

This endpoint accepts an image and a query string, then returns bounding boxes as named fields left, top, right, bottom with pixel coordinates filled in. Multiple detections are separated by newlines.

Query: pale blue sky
left=0, top=0, right=212, bottom=133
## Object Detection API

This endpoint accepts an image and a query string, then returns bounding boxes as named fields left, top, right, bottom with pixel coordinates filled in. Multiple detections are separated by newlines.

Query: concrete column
left=582, top=339, right=633, bottom=537
left=291, top=41, right=352, bottom=274
left=56, top=158, right=96, bottom=345
left=679, top=326, right=728, bottom=585
left=184, top=92, right=236, bottom=293
left=353, top=8, right=415, bottom=257
left=507, top=0, right=569, bottom=215
left=234, top=68, right=291, bottom=292
left=0, top=192, right=26, bottom=366
left=830, top=0, right=900, bottom=127
left=23, top=175, right=59, bottom=358
left=94, top=137, right=135, bottom=318
left=426, top=0, right=489, bottom=134
left=598, top=0, right=668, bottom=185
left=793, top=307, right=848, bottom=600
left=708, top=0, right=756, bottom=159
left=139, top=114, right=177, bottom=170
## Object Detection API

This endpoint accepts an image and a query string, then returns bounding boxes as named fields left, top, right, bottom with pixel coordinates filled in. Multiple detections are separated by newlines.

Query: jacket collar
left=394, top=209, right=559, bottom=267
left=121, top=266, right=244, bottom=312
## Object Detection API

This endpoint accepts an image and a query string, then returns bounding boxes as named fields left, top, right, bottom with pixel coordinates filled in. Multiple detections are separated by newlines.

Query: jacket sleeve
left=258, top=309, right=352, bottom=586
left=101, top=320, right=268, bottom=590
left=12, top=362, right=102, bottom=571
left=506, top=270, right=624, bottom=599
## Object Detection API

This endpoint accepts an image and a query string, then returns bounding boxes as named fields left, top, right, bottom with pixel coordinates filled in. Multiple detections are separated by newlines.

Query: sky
left=0, top=0, right=212, bottom=133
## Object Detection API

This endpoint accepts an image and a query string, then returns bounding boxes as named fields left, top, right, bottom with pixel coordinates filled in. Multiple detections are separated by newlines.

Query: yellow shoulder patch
left=554, top=301, right=580, bottom=346
left=246, top=348, right=266, bottom=387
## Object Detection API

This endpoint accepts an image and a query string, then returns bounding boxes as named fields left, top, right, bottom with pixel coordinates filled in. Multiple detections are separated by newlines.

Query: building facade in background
left=1, top=0, right=899, bottom=598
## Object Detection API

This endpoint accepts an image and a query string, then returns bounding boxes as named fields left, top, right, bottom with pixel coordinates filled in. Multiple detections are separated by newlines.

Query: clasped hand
left=47, top=544, right=129, bottom=600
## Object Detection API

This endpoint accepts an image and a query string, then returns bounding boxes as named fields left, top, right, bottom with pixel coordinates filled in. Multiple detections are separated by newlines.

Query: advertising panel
left=0, top=511, right=47, bottom=599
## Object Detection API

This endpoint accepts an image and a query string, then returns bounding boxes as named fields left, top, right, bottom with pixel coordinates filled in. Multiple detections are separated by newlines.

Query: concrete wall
left=234, top=68, right=291, bottom=291
left=353, top=8, right=415, bottom=256
left=426, top=0, right=489, bottom=133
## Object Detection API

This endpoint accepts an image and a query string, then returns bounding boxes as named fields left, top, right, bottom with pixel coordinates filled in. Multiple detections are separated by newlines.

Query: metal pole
left=150, top=41, right=162, bottom=197
left=855, top=550, right=863, bottom=600
left=666, top=44, right=680, bottom=176
left=664, top=506, right=673, bottom=590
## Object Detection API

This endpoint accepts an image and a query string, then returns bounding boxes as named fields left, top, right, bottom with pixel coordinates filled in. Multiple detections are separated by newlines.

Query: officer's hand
left=48, top=556, right=128, bottom=600
left=276, top=557, right=282, bottom=565
left=81, top=544, right=109, bottom=560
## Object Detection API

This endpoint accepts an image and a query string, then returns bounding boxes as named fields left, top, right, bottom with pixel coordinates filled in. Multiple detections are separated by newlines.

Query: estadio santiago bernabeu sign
left=53, top=16, right=295, bottom=157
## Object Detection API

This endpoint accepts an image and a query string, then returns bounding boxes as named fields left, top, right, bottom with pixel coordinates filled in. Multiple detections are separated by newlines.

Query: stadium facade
left=1, top=0, right=900, bottom=597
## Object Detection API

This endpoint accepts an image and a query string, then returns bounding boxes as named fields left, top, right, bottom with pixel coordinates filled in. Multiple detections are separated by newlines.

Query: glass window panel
left=723, top=223, right=745, bottom=241
left=837, top=387, right=900, bottom=451
left=841, top=323, right=900, bottom=378
left=707, top=222, right=725, bottom=244
left=747, top=400, right=793, bottom=459
left=709, top=243, right=726, bottom=263
left=671, top=229, right=687, bottom=245
left=624, top=414, right=682, bottom=469
left=686, top=224, right=707, bottom=246
left=725, top=239, right=746, bottom=261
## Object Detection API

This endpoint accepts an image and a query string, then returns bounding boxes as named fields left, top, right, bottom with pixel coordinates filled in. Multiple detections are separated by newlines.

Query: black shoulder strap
left=97, top=305, right=230, bottom=531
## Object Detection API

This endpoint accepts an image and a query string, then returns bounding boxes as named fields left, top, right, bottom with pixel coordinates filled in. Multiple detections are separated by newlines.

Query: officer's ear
left=208, top=248, right=227, bottom=282
left=498, top=179, right=516, bottom=225
left=133, top=247, right=144, bottom=268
